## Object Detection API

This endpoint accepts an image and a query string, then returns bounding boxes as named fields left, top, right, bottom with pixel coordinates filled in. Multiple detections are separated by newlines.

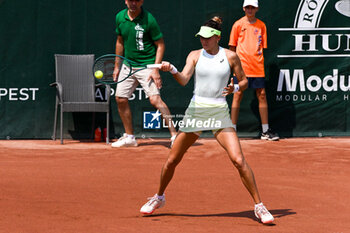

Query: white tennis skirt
left=179, top=95, right=234, bottom=133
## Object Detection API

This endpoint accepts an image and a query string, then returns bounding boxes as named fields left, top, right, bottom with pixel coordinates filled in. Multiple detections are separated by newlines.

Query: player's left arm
left=223, top=49, right=248, bottom=96
left=231, top=52, right=248, bottom=91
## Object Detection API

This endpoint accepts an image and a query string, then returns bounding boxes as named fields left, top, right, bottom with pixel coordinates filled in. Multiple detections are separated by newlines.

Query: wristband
left=233, top=84, right=240, bottom=93
left=170, top=64, right=178, bottom=74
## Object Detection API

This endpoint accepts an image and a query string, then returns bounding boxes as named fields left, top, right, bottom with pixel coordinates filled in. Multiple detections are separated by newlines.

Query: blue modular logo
left=143, top=110, right=161, bottom=129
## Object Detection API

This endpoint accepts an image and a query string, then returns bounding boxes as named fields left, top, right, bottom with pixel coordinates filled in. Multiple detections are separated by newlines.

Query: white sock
left=233, top=124, right=237, bottom=131
left=156, top=194, right=165, bottom=200
left=255, top=202, right=263, bottom=207
left=127, top=134, right=135, bottom=139
left=262, top=124, right=269, bottom=133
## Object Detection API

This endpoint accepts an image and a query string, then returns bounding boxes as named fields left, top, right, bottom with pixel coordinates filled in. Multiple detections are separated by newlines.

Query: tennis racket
left=92, top=54, right=162, bottom=84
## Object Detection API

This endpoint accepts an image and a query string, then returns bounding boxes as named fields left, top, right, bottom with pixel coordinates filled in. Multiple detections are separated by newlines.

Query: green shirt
left=115, top=8, right=163, bottom=65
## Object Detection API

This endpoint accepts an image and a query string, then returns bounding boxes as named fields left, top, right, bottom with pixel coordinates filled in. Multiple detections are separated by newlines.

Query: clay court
left=0, top=137, right=349, bottom=233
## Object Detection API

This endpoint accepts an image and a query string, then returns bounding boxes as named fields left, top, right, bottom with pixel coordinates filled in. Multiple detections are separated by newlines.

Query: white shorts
left=115, top=64, right=160, bottom=98
left=179, top=95, right=234, bottom=134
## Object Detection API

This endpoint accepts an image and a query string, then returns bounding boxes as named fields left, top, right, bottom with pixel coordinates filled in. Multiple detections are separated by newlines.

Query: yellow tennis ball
left=94, top=70, right=103, bottom=79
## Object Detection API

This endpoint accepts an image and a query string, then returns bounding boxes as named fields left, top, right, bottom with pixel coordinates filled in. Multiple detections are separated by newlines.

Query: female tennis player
left=140, top=16, right=274, bottom=224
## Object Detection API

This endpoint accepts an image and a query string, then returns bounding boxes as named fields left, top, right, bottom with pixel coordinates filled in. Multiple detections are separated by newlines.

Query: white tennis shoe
left=111, top=133, right=138, bottom=147
left=254, top=202, right=274, bottom=224
left=140, top=194, right=165, bottom=215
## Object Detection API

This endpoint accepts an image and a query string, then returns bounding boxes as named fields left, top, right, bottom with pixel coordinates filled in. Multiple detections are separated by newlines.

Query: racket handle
left=169, top=64, right=178, bottom=74
left=146, top=64, right=162, bottom=69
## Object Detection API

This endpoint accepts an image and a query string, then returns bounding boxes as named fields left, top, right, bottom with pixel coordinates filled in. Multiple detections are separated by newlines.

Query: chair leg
left=52, top=98, right=58, bottom=140
left=60, top=106, right=63, bottom=144
left=106, top=111, right=110, bottom=144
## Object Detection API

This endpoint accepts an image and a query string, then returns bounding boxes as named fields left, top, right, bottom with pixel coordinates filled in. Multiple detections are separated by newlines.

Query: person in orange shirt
left=228, top=0, right=279, bottom=141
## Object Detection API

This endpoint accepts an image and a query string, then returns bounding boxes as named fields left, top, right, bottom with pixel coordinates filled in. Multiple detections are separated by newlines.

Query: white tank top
left=193, top=47, right=231, bottom=99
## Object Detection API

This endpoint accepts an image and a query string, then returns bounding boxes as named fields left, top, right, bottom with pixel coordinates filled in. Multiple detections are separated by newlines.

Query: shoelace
left=146, top=197, right=161, bottom=207
left=256, top=205, right=269, bottom=216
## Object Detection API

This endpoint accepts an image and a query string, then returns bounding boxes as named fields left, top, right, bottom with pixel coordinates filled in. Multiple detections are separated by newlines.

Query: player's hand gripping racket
left=92, top=54, right=162, bottom=84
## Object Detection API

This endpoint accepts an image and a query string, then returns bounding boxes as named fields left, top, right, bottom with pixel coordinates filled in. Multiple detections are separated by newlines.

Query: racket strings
left=93, top=55, right=144, bottom=84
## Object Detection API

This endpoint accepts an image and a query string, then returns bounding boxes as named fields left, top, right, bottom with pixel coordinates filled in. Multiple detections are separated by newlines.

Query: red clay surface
left=0, top=138, right=349, bottom=233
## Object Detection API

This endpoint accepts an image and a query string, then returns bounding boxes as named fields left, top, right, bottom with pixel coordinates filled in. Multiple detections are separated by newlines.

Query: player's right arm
left=113, top=35, right=124, bottom=81
left=160, top=50, right=200, bottom=86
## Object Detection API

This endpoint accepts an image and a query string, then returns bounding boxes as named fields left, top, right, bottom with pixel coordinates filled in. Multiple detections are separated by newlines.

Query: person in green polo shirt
left=111, top=0, right=177, bottom=148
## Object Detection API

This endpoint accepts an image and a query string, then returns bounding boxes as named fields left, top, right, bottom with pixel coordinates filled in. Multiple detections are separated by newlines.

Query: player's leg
left=140, top=132, right=199, bottom=214
left=158, top=131, right=199, bottom=194
left=214, top=127, right=261, bottom=203
left=214, top=127, right=274, bottom=223
left=112, top=76, right=139, bottom=147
